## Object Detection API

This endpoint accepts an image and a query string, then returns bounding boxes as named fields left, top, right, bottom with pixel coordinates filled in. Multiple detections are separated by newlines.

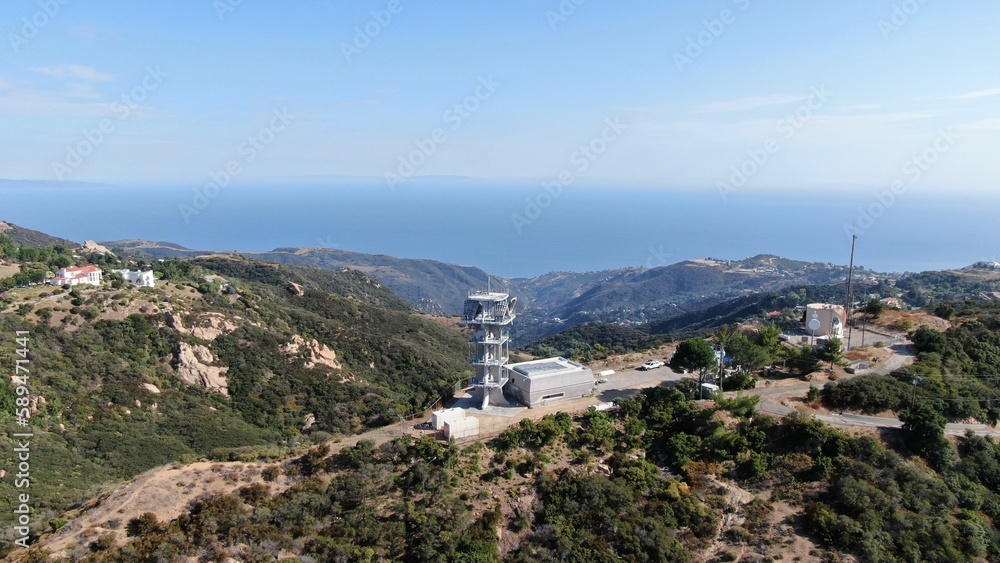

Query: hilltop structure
left=461, top=291, right=516, bottom=409
left=460, top=289, right=594, bottom=409
left=113, top=269, right=157, bottom=288
left=49, top=265, right=102, bottom=287
left=805, top=303, right=846, bottom=338
left=505, top=357, right=594, bottom=407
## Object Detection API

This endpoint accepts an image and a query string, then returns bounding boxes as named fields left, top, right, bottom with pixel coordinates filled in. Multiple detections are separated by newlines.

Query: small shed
left=845, top=360, right=871, bottom=374
left=445, top=417, right=480, bottom=440
left=700, top=383, right=720, bottom=399
left=432, top=407, right=465, bottom=431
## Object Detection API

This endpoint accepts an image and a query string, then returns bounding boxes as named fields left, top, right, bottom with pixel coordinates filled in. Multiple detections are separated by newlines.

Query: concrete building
left=431, top=407, right=466, bottom=431
left=461, top=291, right=516, bottom=409
left=805, top=303, right=846, bottom=338
left=49, top=265, right=102, bottom=286
left=445, top=417, right=480, bottom=440
left=505, top=357, right=594, bottom=407
left=113, top=269, right=156, bottom=288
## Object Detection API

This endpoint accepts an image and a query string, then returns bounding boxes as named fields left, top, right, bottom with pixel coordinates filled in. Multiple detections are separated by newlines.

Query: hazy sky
left=2, top=1, right=999, bottom=192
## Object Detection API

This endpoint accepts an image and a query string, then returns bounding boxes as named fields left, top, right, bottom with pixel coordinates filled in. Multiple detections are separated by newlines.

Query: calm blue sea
left=1, top=182, right=996, bottom=278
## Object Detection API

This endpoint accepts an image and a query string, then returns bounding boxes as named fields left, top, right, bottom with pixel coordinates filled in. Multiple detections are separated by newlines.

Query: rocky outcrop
left=81, top=240, right=113, bottom=255
left=283, top=334, right=343, bottom=370
left=174, top=343, right=228, bottom=395
left=302, top=413, right=316, bottom=431
left=166, top=312, right=245, bottom=341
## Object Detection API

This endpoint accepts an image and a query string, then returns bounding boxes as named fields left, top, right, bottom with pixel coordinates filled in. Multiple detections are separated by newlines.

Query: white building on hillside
left=49, top=265, right=102, bottom=286
left=505, top=357, right=594, bottom=407
left=114, top=269, right=157, bottom=288
left=805, top=303, right=846, bottom=338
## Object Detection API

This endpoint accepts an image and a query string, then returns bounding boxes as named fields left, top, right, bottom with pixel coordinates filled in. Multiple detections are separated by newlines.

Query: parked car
left=640, top=360, right=664, bottom=370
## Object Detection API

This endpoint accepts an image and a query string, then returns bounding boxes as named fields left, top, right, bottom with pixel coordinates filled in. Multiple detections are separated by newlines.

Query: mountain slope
left=101, top=241, right=871, bottom=345
left=641, top=282, right=860, bottom=340
left=101, top=239, right=208, bottom=259
left=0, top=249, right=471, bottom=541
left=248, top=247, right=494, bottom=316
left=0, top=220, right=76, bottom=248
left=511, top=256, right=864, bottom=343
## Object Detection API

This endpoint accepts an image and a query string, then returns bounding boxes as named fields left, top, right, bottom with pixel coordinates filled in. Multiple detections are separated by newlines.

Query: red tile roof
left=62, top=265, right=100, bottom=274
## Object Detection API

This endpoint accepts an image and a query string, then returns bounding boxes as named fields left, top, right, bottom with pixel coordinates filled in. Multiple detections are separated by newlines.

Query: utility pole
left=845, top=233, right=857, bottom=350
left=718, top=346, right=724, bottom=393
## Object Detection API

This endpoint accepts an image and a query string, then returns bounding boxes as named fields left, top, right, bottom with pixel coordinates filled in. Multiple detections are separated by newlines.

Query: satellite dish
left=808, top=318, right=822, bottom=331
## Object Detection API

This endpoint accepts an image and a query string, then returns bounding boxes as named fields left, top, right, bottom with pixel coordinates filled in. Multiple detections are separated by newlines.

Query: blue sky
left=2, top=0, right=999, bottom=192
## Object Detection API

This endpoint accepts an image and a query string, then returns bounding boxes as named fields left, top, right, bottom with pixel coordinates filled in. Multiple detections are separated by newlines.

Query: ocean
left=2, top=182, right=996, bottom=278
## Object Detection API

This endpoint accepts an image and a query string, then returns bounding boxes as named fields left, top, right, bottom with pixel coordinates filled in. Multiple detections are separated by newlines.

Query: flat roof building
left=431, top=407, right=466, bottom=431
left=505, top=356, right=594, bottom=407
left=445, top=416, right=480, bottom=440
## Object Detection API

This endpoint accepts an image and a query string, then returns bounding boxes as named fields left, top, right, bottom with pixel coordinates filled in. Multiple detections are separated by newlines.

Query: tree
left=755, top=323, right=782, bottom=358
left=670, top=338, right=718, bottom=390
left=787, top=345, right=820, bottom=375
left=714, top=325, right=740, bottom=382
left=821, top=337, right=843, bottom=364
left=865, top=298, right=886, bottom=319
left=933, top=303, right=955, bottom=320
left=899, top=403, right=955, bottom=468
left=126, top=513, right=161, bottom=537
left=912, top=326, right=947, bottom=355
left=728, top=332, right=771, bottom=375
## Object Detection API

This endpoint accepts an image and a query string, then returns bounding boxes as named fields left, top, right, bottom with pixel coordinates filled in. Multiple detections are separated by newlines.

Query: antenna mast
left=845, top=233, right=857, bottom=350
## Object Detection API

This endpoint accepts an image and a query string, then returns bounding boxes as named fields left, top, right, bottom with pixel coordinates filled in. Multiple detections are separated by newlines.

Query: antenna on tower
left=845, top=231, right=858, bottom=350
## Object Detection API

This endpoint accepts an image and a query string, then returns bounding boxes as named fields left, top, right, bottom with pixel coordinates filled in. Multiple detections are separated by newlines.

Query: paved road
left=746, top=378, right=1000, bottom=437
left=562, top=355, right=1000, bottom=438
left=872, top=342, right=917, bottom=375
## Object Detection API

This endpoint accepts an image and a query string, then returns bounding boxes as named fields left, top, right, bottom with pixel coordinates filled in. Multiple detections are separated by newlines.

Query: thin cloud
left=67, top=24, right=114, bottom=41
left=691, top=94, right=811, bottom=114
left=639, top=111, right=941, bottom=144
left=924, top=88, right=1000, bottom=101
left=959, top=118, right=1000, bottom=132
left=31, top=65, right=114, bottom=83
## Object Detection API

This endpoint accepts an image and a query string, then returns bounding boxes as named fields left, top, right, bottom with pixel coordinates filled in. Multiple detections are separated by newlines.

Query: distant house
left=113, top=269, right=156, bottom=288
left=49, top=265, right=102, bottom=286
left=880, top=297, right=900, bottom=309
